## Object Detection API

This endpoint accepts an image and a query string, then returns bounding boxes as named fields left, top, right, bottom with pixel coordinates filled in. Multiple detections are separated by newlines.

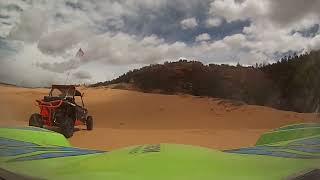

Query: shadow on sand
left=44, top=126, right=85, bottom=137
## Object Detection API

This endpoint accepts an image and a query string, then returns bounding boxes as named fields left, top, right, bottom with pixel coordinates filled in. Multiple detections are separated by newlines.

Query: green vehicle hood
left=0, top=124, right=320, bottom=180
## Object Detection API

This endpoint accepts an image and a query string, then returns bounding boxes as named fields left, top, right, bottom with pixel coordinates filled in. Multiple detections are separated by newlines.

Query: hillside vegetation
left=92, top=50, right=320, bottom=113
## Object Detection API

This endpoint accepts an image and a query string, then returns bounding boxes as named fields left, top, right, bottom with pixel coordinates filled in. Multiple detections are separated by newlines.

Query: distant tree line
left=260, top=51, right=320, bottom=112
left=92, top=50, right=320, bottom=113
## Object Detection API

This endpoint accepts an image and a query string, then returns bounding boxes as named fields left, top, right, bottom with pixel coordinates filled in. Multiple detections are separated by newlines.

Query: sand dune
left=0, top=84, right=317, bottom=150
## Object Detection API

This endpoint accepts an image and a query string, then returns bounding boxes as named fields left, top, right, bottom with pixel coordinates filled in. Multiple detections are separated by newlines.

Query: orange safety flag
left=76, top=48, right=84, bottom=57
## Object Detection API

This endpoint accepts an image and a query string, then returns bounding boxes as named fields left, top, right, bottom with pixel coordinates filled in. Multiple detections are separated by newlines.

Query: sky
left=0, top=0, right=320, bottom=87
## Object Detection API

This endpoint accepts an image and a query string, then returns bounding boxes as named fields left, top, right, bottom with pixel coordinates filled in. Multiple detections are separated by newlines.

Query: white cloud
left=73, top=70, right=92, bottom=80
left=0, top=43, right=64, bottom=87
left=180, top=17, right=198, bottom=29
left=222, top=33, right=246, bottom=46
left=7, top=8, right=48, bottom=43
left=195, top=33, right=211, bottom=42
left=0, top=0, right=30, bottom=37
left=141, top=34, right=165, bottom=46
left=210, top=0, right=320, bottom=27
left=205, top=18, right=223, bottom=27
left=83, top=32, right=187, bottom=65
left=38, top=25, right=93, bottom=55
left=209, top=0, right=269, bottom=23
left=209, top=0, right=320, bottom=62
left=306, top=34, right=320, bottom=52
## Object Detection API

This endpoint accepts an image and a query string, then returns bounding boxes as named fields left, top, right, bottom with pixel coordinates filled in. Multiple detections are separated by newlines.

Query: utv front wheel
left=29, top=113, right=43, bottom=128
left=60, top=117, right=74, bottom=138
left=86, top=116, right=93, bottom=130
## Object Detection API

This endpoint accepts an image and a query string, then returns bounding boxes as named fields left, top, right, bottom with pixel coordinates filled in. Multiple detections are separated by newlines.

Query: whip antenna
left=64, top=48, right=84, bottom=85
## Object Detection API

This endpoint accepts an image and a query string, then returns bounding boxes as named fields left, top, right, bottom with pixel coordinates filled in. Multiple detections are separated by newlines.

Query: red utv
left=29, top=85, right=93, bottom=138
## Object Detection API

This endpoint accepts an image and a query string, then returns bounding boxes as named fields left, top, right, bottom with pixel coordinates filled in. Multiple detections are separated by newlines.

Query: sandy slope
left=0, top=84, right=317, bottom=150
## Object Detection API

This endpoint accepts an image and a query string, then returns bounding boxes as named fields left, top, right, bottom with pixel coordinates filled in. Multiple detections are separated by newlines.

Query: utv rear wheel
left=86, top=116, right=93, bottom=130
left=29, top=113, right=43, bottom=128
left=60, top=116, right=74, bottom=138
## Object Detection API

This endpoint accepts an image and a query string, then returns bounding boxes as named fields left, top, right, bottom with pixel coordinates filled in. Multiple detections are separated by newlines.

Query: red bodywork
left=35, top=85, right=85, bottom=127
left=36, top=100, right=62, bottom=126
left=36, top=100, right=83, bottom=126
